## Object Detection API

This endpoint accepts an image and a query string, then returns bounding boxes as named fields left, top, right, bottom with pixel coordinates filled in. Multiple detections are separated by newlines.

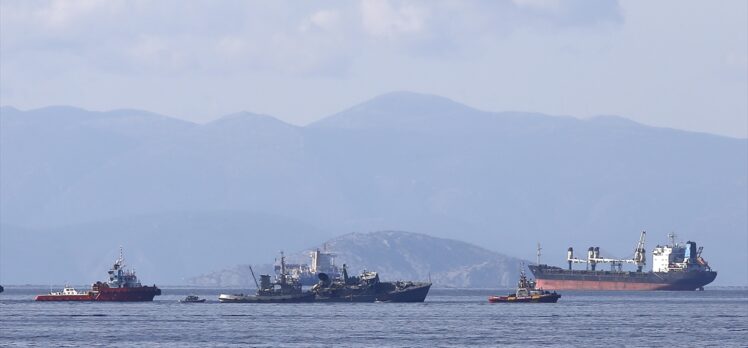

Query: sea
left=1, top=287, right=746, bottom=347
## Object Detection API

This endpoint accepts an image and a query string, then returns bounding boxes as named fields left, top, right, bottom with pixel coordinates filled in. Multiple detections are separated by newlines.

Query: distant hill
left=1, top=92, right=746, bottom=285
left=0, top=212, right=328, bottom=285
left=186, top=231, right=526, bottom=288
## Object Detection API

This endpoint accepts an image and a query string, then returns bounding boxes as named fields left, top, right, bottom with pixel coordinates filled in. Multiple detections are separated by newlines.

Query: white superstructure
left=49, top=286, right=85, bottom=296
left=310, top=249, right=336, bottom=274
left=651, top=233, right=711, bottom=273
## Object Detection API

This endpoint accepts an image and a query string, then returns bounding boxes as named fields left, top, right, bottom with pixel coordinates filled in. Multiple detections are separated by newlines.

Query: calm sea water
left=1, top=287, right=746, bottom=347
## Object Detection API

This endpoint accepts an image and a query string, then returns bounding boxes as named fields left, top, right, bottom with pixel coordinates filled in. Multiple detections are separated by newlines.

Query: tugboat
left=311, top=264, right=432, bottom=303
left=179, top=295, right=206, bottom=303
left=218, top=253, right=315, bottom=303
left=35, top=248, right=161, bottom=301
left=489, top=266, right=560, bottom=303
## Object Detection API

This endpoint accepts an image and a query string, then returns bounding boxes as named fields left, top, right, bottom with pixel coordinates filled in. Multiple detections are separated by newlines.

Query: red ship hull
left=35, top=286, right=161, bottom=302
left=529, top=264, right=717, bottom=291
left=535, top=279, right=672, bottom=291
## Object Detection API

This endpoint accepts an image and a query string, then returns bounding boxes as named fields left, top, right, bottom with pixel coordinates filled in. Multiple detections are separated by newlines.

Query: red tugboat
left=489, top=266, right=561, bottom=303
left=35, top=248, right=161, bottom=302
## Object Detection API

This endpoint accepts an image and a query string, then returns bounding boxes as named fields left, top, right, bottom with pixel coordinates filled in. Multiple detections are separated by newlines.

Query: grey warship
left=311, top=265, right=380, bottom=302
left=312, top=264, right=432, bottom=303
left=218, top=253, right=315, bottom=303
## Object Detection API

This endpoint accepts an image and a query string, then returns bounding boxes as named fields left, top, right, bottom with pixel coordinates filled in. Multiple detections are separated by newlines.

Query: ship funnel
left=685, top=241, right=697, bottom=263
left=260, top=275, right=272, bottom=290
left=342, top=264, right=349, bottom=284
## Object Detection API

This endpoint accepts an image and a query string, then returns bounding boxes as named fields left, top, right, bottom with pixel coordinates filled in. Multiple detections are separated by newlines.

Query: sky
left=1, top=0, right=746, bottom=138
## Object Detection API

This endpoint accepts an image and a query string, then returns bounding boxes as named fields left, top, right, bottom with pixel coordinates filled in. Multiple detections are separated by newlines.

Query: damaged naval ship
left=311, top=264, right=432, bottom=302
left=219, top=253, right=315, bottom=303
left=529, top=232, right=717, bottom=291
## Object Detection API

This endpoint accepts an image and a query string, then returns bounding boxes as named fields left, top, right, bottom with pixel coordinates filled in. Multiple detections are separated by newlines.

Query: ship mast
left=279, top=251, right=286, bottom=285
left=118, top=245, right=124, bottom=268
left=668, top=232, right=678, bottom=246
left=536, top=242, right=542, bottom=265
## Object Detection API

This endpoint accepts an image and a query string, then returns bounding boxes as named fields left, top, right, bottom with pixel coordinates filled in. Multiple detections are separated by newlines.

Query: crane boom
left=566, top=230, right=648, bottom=272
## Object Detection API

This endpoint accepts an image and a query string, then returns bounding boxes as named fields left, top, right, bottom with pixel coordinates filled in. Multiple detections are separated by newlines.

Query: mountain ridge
left=187, top=230, right=526, bottom=288
left=1, top=91, right=745, bottom=285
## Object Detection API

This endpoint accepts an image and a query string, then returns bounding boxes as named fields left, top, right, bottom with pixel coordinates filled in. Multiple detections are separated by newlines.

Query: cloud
left=35, top=0, right=112, bottom=28
left=511, top=0, right=622, bottom=27
left=1, top=0, right=624, bottom=79
left=512, top=0, right=563, bottom=12
left=360, top=0, right=428, bottom=39
left=301, top=9, right=342, bottom=32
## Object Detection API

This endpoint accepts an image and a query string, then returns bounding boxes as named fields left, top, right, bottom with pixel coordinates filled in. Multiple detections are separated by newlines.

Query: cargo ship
left=35, top=248, right=161, bottom=301
left=529, top=232, right=717, bottom=291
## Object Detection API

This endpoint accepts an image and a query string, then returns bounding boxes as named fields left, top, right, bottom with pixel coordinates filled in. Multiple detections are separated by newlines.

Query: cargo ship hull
left=529, top=265, right=717, bottom=291
left=35, top=286, right=161, bottom=301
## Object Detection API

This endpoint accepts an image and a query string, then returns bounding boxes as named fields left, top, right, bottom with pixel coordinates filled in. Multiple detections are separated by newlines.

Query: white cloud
left=512, top=0, right=563, bottom=12
left=301, top=9, right=342, bottom=32
left=128, top=36, right=170, bottom=66
left=35, top=0, right=119, bottom=28
left=2, top=0, right=744, bottom=137
left=360, top=0, right=428, bottom=39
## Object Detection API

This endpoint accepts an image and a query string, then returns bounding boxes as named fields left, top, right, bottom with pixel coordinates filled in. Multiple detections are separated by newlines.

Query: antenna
left=536, top=242, right=542, bottom=265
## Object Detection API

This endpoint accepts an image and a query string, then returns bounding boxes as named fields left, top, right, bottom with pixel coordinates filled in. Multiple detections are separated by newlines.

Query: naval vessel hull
left=529, top=265, right=717, bottom=291
left=218, top=292, right=316, bottom=303
left=375, top=282, right=431, bottom=302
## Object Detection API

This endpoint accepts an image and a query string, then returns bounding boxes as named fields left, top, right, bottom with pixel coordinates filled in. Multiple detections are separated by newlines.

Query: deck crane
left=566, top=230, right=648, bottom=272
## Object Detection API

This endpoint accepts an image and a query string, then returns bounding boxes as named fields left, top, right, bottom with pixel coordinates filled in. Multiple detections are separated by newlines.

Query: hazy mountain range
left=187, top=231, right=524, bottom=288
left=1, top=92, right=745, bottom=285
